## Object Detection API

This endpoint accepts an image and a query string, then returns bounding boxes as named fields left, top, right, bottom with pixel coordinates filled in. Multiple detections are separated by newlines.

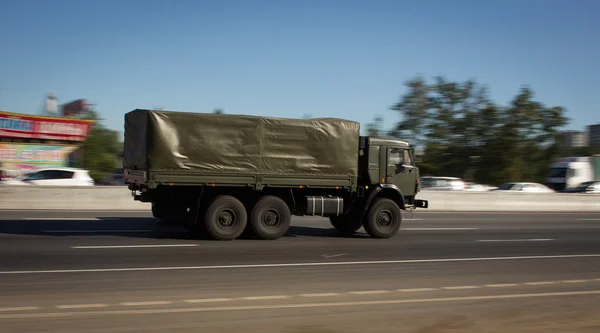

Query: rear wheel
left=249, top=195, right=291, bottom=240
left=329, top=215, right=363, bottom=235
left=204, top=195, right=247, bottom=240
left=363, top=198, right=402, bottom=239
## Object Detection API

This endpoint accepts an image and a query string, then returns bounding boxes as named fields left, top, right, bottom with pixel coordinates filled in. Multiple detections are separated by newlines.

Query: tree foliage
left=390, top=76, right=570, bottom=185
left=75, top=109, right=121, bottom=182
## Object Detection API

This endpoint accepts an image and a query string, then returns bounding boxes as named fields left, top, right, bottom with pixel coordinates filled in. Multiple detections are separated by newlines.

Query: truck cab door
left=385, top=147, right=417, bottom=197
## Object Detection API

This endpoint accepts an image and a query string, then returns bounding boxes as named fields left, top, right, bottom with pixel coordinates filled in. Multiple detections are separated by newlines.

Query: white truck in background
left=545, top=155, right=600, bottom=191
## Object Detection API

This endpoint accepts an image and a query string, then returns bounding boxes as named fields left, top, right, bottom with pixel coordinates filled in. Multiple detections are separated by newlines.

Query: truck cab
left=360, top=136, right=421, bottom=204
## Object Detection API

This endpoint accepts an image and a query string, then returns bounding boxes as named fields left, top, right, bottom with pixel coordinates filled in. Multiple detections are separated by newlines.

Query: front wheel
left=363, top=198, right=402, bottom=239
left=204, top=195, right=247, bottom=241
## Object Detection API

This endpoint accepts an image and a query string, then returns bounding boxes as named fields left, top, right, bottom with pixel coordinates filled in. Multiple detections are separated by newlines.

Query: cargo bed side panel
left=125, top=109, right=359, bottom=178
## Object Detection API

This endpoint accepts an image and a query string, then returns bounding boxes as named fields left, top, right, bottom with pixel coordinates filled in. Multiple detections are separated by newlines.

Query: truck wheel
left=329, top=216, right=363, bottom=235
left=363, top=198, right=402, bottom=239
left=249, top=195, right=291, bottom=240
left=204, top=195, right=247, bottom=241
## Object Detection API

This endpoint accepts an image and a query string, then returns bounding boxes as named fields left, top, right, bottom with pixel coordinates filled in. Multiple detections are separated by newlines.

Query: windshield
left=547, top=168, right=567, bottom=178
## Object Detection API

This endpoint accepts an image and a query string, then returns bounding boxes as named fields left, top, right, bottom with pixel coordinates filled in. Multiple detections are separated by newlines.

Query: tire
left=249, top=195, right=292, bottom=240
left=329, top=215, right=363, bottom=235
left=363, top=198, right=402, bottom=239
left=203, top=195, right=247, bottom=241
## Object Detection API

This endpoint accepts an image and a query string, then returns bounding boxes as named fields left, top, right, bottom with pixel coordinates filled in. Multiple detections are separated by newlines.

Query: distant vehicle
left=561, top=180, right=600, bottom=194
left=419, top=176, right=466, bottom=191
left=492, top=182, right=554, bottom=193
left=464, top=182, right=495, bottom=191
left=0, top=167, right=94, bottom=186
left=123, top=109, right=428, bottom=241
left=545, top=155, right=600, bottom=192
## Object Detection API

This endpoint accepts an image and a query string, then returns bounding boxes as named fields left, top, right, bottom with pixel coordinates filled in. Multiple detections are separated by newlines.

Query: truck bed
left=123, top=109, right=360, bottom=189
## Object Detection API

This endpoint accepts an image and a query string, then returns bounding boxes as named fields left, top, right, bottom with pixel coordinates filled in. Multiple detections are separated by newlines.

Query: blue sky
left=1, top=0, right=598, bottom=137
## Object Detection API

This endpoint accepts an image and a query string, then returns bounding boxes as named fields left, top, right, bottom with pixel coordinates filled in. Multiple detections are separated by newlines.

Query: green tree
left=365, top=115, right=384, bottom=136
left=213, top=108, right=224, bottom=114
left=75, top=109, right=121, bottom=183
left=390, top=76, right=570, bottom=185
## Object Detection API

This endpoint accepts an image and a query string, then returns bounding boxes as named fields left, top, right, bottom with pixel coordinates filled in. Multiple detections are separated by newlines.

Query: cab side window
left=389, top=148, right=403, bottom=167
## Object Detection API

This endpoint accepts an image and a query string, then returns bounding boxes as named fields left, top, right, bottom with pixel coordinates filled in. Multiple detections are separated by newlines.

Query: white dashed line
left=241, top=295, right=290, bottom=301
left=56, top=304, right=108, bottom=309
left=442, top=286, right=480, bottom=290
left=3, top=277, right=599, bottom=313
left=397, top=288, right=437, bottom=292
left=0, top=306, right=40, bottom=312
left=485, top=284, right=519, bottom=288
left=299, top=293, right=341, bottom=297
left=72, top=244, right=199, bottom=249
left=579, top=219, right=600, bottom=221
left=348, top=290, right=391, bottom=295
left=121, top=301, right=173, bottom=306
left=524, top=281, right=559, bottom=286
left=183, top=298, right=233, bottom=303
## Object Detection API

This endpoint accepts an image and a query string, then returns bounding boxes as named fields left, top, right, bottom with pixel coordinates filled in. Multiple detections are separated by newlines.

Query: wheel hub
left=263, top=209, right=280, bottom=228
left=377, top=210, right=393, bottom=227
left=217, top=209, right=236, bottom=228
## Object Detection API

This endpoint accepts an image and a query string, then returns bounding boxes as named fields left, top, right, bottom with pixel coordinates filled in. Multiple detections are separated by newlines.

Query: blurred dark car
left=561, top=181, right=600, bottom=194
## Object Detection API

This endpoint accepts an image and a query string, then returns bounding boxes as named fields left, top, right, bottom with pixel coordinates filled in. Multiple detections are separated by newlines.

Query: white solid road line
left=476, top=239, right=555, bottom=242
left=1, top=254, right=599, bottom=275
left=71, top=244, right=199, bottom=249
left=1, top=290, right=600, bottom=320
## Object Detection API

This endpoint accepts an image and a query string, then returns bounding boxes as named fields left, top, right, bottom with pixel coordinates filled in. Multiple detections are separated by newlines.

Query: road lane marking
left=348, top=290, right=391, bottom=295
left=404, top=228, right=479, bottom=231
left=298, top=293, right=341, bottom=297
left=121, top=301, right=173, bottom=306
left=43, top=230, right=153, bottom=233
left=2, top=254, right=600, bottom=275
left=56, top=304, right=108, bottom=309
left=524, top=281, right=559, bottom=286
left=397, top=288, right=437, bottom=292
left=241, top=295, right=290, bottom=301
left=0, top=306, right=40, bottom=312
left=2, top=290, right=600, bottom=319
left=579, top=219, right=600, bottom=221
left=441, top=286, right=480, bottom=290
left=485, top=284, right=519, bottom=288
left=183, top=298, right=233, bottom=303
left=562, top=280, right=588, bottom=284
left=71, top=244, right=199, bottom=249
left=476, top=239, right=555, bottom=242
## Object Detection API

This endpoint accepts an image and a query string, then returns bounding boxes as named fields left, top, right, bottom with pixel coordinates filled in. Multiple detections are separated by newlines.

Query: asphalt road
left=0, top=210, right=599, bottom=332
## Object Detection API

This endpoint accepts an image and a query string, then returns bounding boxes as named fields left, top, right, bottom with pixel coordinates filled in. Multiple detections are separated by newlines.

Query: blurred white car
left=492, top=182, right=554, bottom=193
left=0, top=167, right=94, bottom=186
left=420, top=176, right=467, bottom=191
left=464, top=182, right=496, bottom=191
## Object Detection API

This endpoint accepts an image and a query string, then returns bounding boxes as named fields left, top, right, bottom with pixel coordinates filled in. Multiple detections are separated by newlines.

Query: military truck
left=123, top=109, right=428, bottom=241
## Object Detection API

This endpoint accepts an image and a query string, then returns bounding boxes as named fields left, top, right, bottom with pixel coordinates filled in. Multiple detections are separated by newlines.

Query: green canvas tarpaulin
left=123, top=109, right=360, bottom=177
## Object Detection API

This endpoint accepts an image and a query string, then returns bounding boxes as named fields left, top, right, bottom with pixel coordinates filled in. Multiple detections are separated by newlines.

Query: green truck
left=123, top=109, right=428, bottom=240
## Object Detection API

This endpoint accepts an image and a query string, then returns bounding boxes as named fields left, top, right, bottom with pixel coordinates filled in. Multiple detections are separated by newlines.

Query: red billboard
left=0, top=111, right=94, bottom=142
